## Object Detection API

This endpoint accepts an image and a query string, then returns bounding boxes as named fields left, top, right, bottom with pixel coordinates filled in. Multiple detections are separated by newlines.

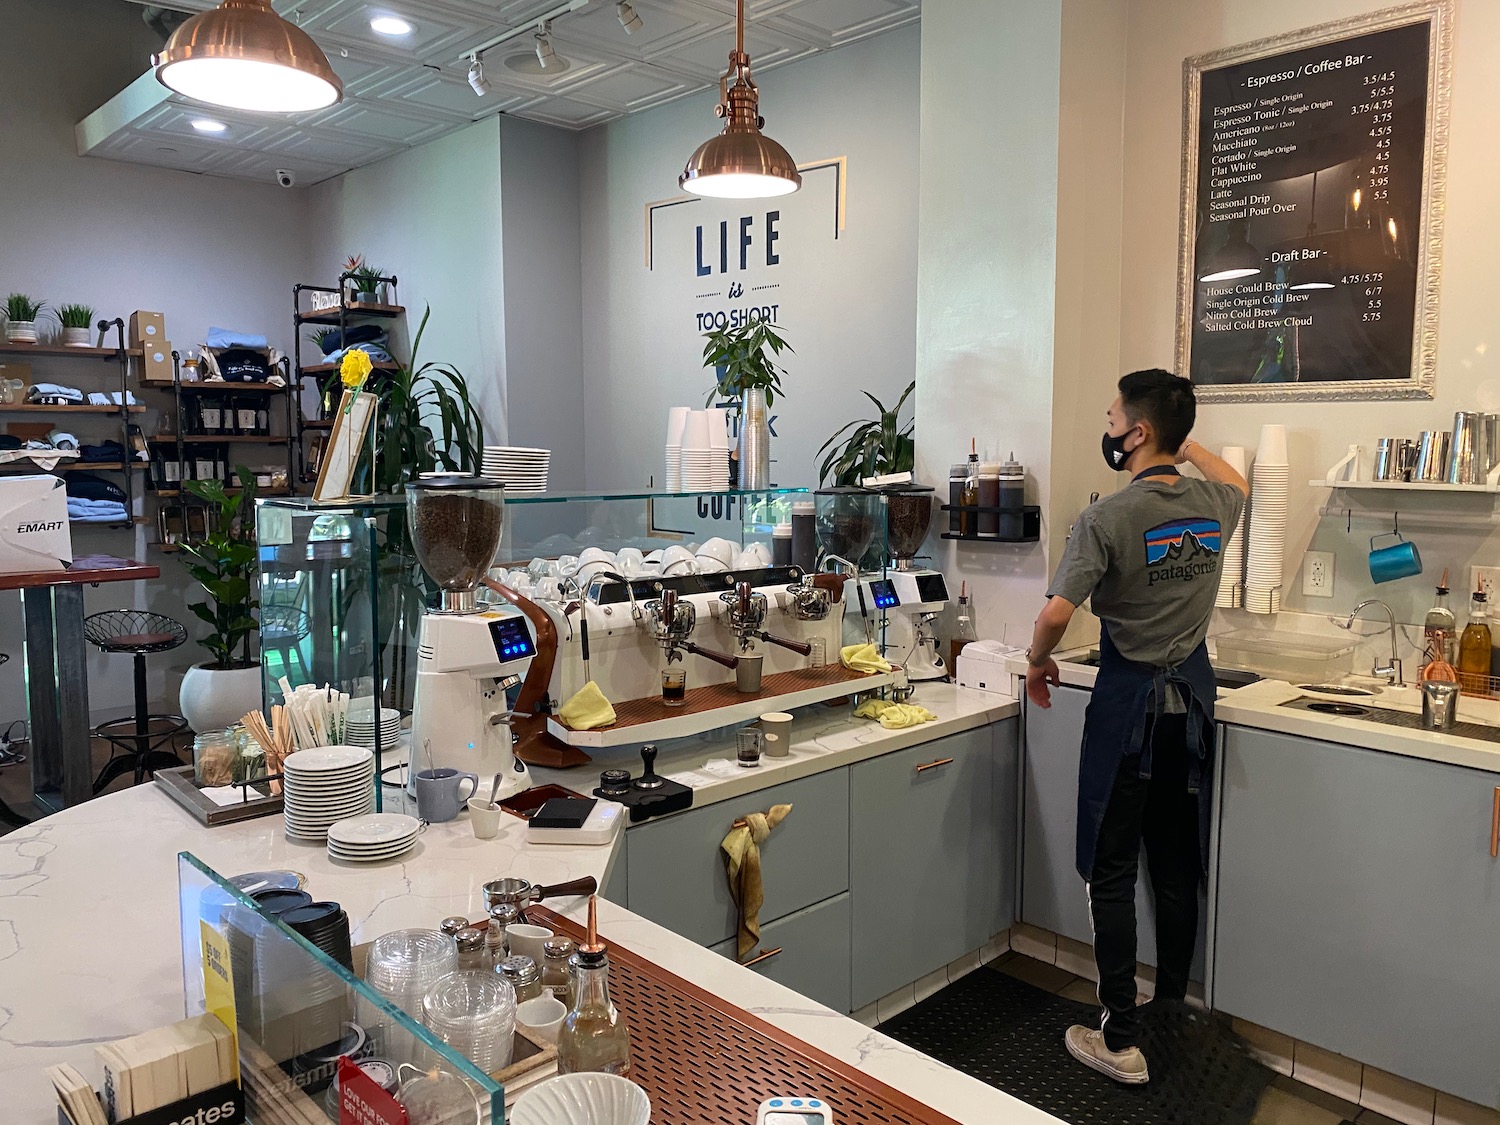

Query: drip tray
left=1278, top=695, right=1500, bottom=744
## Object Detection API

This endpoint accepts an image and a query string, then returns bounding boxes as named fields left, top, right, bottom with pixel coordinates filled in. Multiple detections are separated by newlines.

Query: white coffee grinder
left=406, top=476, right=532, bottom=800
left=881, top=486, right=950, bottom=681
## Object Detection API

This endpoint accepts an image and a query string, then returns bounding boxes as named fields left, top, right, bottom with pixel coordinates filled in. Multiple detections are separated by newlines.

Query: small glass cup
left=661, top=666, right=687, bottom=707
left=808, top=637, right=826, bottom=668
left=737, top=728, right=763, bottom=767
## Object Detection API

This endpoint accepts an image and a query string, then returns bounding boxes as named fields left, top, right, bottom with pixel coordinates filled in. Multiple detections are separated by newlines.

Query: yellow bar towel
left=840, top=642, right=893, bottom=674
left=557, top=681, right=616, bottom=730
left=854, top=698, right=939, bottom=729
left=721, top=803, right=793, bottom=961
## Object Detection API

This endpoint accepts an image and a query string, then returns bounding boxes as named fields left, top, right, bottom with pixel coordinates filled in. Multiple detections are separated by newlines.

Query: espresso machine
left=406, top=476, right=533, bottom=799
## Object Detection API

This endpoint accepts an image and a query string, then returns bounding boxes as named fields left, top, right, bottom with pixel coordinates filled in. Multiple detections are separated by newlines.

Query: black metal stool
left=83, top=611, right=189, bottom=793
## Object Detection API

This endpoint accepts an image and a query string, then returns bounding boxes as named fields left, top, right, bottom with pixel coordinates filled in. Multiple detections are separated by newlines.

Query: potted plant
left=701, top=319, right=791, bottom=490
left=341, top=254, right=386, bottom=306
left=3, top=294, right=48, bottom=344
left=178, top=466, right=263, bottom=733
left=57, top=304, right=95, bottom=347
left=817, top=380, right=918, bottom=568
left=308, top=326, right=340, bottom=357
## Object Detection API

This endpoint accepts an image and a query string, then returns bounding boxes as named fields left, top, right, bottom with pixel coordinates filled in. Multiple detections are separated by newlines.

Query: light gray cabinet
left=601, top=832, right=627, bottom=906
left=624, top=769, right=849, bottom=947
left=710, top=893, right=852, bottom=1014
left=1214, top=725, right=1500, bottom=1107
left=1022, top=685, right=1205, bottom=976
left=849, top=722, right=1015, bottom=1008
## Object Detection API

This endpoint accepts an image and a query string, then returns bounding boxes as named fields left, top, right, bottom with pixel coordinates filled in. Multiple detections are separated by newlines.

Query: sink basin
left=1278, top=694, right=1500, bottom=744
left=1069, top=651, right=1262, bottom=692
left=1296, top=683, right=1380, bottom=697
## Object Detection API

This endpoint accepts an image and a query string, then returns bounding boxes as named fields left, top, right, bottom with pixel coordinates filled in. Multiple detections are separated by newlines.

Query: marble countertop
left=0, top=682, right=1048, bottom=1125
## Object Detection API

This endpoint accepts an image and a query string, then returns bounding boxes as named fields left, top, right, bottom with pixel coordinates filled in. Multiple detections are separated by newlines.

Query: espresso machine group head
left=720, top=580, right=813, bottom=657
left=643, top=588, right=739, bottom=670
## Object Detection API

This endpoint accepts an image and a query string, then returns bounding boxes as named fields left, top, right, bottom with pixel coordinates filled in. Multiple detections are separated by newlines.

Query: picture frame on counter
left=1174, top=0, right=1452, bottom=402
left=312, top=389, right=376, bottom=503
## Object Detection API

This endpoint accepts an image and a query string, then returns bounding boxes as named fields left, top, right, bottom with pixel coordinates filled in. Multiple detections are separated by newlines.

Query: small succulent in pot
left=351, top=263, right=386, bottom=304
left=57, top=303, right=96, bottom=347
left=3, top=293, right=48, bottom=343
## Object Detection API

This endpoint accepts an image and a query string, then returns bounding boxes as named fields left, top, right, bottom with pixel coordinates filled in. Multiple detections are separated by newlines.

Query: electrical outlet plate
left=1303, top=551, right=1335, bottom=598
left=1470, top=566, right=1500, bottom=603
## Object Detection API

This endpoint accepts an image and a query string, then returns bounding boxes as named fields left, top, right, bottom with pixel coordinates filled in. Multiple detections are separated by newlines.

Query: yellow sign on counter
left=200, top=920, right=240, bottom=1082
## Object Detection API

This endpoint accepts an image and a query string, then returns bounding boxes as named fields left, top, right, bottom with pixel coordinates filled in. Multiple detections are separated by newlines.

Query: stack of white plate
left=482, top=446, right=550, bottom=495
left=678, top=408, right=731, bottom=491
left=1215, top=445, right=1248, bottom=610
left=326, top=812, right=422, bottom=863
left=346, top=706, right=400, bottom=749
left=1245, top=425, right=1288, bottom=615
left=281, top=746, right=375, bottom=843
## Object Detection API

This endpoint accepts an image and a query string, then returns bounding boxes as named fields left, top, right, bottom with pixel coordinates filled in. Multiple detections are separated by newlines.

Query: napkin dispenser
left=0, top=475, right=71, bottom=575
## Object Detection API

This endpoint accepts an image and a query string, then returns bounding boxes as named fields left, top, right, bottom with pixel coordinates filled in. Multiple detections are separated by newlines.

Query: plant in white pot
left=702, top=319, right=791, bottom=490
left=57, top=304, right=95, bottom=347
left=178, top=466, right=263, bottom=733
left=4, top=294, right=48, bottom=344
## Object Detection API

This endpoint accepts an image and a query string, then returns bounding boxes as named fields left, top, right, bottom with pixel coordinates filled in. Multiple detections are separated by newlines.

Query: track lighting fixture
left=534, top=23, right=556, bottom=69
left=468, top=56, right=490, bottom=95
left=617, top=1, right=642, bottom=33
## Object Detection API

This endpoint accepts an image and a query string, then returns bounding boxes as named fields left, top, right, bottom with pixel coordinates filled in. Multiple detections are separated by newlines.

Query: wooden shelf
left=300, top=419, right=335, bottom=431
left=0, top=342, right=142, bottom=359
left=1310, top=478, right=1500, bottom=494
left=298, top=360, right=399, bottom=374
left=0, top=404, right=144, bottom=414
left=155, top=543, right=183, bottom=554
left=153, top=485, right=291, bottom=498
left=177, top=382, right=287, bottom=394
left=0, top=461, right=143, bottom=473
left=296, top=302, right=405, bottom=324
left=151, top=434, right=289, bottom=444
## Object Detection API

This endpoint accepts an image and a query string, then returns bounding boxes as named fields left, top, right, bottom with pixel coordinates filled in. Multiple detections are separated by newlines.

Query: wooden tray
left=546, top=664, right=899, bottom=749
left=155, top=765, right=283, bottom=826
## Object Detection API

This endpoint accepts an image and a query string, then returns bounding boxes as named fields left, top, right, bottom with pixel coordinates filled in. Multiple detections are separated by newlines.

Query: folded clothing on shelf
left=315, top=324, right=386, bottom=355
left=65, top=472, right=127, bottom=503
left=85, top=391, right=139, bottom=407
left=67, top=497, right=128, bottom=524
left=206, top=326, right=269, bottom=350
left=79, top=440, right=127, bottom=463
left=321, top=341, right=393, bottom=368
left=27, top=383, right=83, bottom=404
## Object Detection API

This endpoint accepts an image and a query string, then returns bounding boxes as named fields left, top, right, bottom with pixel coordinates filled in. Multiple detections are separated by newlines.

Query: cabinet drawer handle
left=1491, top=788, right=1499, bottom=859
left=741, top=946, right=783, bottom=968
left=915, top=757, right=954, bottom=774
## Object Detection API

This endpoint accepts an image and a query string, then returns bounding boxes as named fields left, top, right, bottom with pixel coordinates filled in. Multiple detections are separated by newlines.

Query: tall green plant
left=702, top=320, right=791, bottom=409
left=182, top=467, right=260, bottom=669
left=817, top=380, right=915, bottom=487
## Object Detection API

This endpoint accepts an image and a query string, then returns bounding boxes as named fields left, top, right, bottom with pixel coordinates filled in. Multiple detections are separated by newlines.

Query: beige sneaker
left=1064, top=1024, right=1150, bottom=1085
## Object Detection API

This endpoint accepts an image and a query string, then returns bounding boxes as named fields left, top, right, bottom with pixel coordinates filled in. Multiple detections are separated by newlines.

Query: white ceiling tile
left=372, top=69, right=533, bottom=116
left=311, top=99, right=455, bottom=141
left=563, top=63, right=692, bottom=111
left=136, top=103, right=282, bottom=147
left=512, top=96, right=615, bottom=129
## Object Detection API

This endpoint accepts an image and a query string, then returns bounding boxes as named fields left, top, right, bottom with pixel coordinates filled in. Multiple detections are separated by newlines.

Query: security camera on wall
left=275, top=169, right=296, bottom=188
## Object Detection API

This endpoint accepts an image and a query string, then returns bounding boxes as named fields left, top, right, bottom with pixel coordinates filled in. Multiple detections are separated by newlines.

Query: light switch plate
left=1303, top=551, right=1335, bottom=598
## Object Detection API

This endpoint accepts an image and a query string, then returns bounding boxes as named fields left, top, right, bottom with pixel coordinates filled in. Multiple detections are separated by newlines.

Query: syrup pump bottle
left=557, top=896, right=632, bottom=1077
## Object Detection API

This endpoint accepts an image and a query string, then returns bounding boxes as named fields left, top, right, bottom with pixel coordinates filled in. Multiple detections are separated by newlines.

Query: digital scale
left=757, top=1097, right=833, bottom=1125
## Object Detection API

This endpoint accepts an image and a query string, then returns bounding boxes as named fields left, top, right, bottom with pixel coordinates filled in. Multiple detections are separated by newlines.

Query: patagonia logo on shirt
left=1144, top=518, right=1222, bottom=586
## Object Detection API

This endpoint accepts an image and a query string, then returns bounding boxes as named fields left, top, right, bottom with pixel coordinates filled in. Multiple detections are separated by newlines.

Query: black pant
left=1087, top=712, right=1201, bottom=1051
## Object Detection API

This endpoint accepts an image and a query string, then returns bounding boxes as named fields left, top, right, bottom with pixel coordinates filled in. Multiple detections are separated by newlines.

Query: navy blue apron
left=1073, top=466, right=1219, bottom=881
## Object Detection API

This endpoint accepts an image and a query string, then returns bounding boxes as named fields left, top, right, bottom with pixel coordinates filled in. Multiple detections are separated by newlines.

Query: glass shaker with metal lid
left=496, top=954, right=543, bottom=1003
left=542, top=936, right=577, bottom=1007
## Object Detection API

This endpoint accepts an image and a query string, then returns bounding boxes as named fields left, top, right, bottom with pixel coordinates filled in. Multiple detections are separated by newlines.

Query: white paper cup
left=666, top=406, right=691, bottom=446
left=516, top=995, right=567, bottom=1045
left=682, top=410, right=713, bottom=450
left=506, top=923, right=553, bottom=967
left=468, top=798, right=502, bottom=840
left=760, top=712, right=793, bottom=757
left=708, top=408, right=731, bottom=451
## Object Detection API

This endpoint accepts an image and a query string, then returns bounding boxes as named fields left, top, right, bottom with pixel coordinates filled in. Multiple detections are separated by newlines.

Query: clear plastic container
left=1212, top=630, right=1357, bottom=683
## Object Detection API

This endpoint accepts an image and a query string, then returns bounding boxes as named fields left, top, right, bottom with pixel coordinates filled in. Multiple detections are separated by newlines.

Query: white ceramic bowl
left=510, top=1073, right=650, bottom=1125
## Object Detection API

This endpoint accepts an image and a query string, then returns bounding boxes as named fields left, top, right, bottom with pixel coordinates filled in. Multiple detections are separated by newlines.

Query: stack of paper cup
left=665, top=407, right=689, bottom=490
left=1244, top=425, right=1288, bottom=614
left=679, top=408, right=731, bottom=491
left=1215, top=445, right=1248, bottom=609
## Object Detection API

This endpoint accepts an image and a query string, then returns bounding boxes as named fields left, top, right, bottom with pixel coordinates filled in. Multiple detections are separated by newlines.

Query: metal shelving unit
left=0, top=318, right=142, bottom=529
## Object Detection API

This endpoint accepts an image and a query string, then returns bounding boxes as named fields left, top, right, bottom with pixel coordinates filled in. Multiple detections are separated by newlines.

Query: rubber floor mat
left=877, top=966, right=1272, bottom=1125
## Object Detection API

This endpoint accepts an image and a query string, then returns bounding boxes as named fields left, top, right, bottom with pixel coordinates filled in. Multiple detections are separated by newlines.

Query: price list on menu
left=1187, top=19, right=1434, bottom=388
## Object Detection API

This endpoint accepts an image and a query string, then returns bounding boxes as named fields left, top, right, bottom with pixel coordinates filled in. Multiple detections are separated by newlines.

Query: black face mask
left=1101, top=427, right=1138, bottom=472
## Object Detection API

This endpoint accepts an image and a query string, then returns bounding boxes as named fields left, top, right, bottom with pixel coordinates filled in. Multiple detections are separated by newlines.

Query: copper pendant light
left=679, top=0, right=800, bottom=199
left=156, top=0, right=342, bottom=113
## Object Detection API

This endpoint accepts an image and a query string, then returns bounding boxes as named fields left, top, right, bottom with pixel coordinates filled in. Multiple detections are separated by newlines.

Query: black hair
left=1118, top=368, right=1195, bottom=455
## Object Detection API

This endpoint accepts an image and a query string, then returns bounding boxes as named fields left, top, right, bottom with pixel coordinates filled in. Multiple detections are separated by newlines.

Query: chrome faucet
left=1341, top=600, right=1404, bottom=686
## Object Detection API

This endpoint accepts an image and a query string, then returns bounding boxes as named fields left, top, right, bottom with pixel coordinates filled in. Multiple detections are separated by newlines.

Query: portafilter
left=644, top=588, right=739, bottom=669
left=784, top=581, right=831, bottom=621
left=721, top=581, right=813, bottom=656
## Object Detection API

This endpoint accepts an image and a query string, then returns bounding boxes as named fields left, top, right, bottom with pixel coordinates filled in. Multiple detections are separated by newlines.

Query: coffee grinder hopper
left=405, top=476, right=506, bottom=613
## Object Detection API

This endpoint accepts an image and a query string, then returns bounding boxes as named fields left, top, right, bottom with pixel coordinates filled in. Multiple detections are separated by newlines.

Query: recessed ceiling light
left=369, top=14, right=414, bottom=36
left=191, top=118, right=228, bottom=133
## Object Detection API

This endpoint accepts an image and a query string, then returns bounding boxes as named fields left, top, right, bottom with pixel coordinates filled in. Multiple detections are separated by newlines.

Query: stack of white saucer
left=326, top=812, right=422, bottom=864
left=281, top=746, right=375, bottom=843
left=1244, top=425, right=1288, bottom=614
left=482, top=446, right=550, bottom=495
left=346, top=706, right=400, bottom=749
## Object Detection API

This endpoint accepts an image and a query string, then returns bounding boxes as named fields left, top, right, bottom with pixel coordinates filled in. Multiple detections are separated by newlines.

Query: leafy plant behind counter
left=57, top=304, right=95, bottom=329
left=818, top=379, right=916, bottom=487
left=701, top=319, right=791, bottom=409
left=182, top=466, right=260, bottom=670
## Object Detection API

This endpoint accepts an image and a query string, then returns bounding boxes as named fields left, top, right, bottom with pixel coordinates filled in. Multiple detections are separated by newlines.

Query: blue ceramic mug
left=1369, top=532, right=1422, bottom=584
left=414, top=768, right=479, bottom=823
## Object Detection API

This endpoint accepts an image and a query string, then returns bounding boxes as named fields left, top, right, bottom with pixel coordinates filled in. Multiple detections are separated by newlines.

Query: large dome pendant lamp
left=679, top=0, right=800, bottom=199
left=156, top=0, right=342, bottom=113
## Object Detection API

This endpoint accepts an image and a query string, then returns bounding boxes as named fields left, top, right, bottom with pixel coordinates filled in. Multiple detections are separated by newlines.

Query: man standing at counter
left=1024, top=369, right=1248, bottom=1085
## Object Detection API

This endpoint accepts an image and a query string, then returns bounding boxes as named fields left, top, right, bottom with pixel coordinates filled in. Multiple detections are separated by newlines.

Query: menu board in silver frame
left=1175, top=1, right=1452, bottom=402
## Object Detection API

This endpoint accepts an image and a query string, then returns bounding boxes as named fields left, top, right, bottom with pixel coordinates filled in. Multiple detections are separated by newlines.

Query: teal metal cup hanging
left=1369, top=530, right=1422, bottom=584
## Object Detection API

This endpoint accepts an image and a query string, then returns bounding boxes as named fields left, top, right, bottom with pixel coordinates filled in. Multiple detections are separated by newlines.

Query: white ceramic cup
left=468, top=798, right=502, bottom=840
left=695, top=556, right=728, bottom=575
left=516, top=995, right=567, bottom=1045
left=697, top=537, right=737, bottom=567
left=575, top=561, right=612, bottom=588
left=616, top=547, right=644, bottom=575
left=578, top=547, right=614, bottom=567
left=506, top=923, right=553, bottom=968
left=661, top=545, right=697, bottom=576
left=644, top=549, right=665, bottom=565
left=760, top=712, right=794, bottom=757
left=555, top=554, right=580, bottom=577
left=733, top=542, right=772, bottom=570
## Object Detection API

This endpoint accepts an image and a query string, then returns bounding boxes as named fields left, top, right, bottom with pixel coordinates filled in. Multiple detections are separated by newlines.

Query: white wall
left=1118, top=0, right=1500, bottom=641
left=0, top=0, right=309, bottom=730
left=577, top=26, right=920, bottom=492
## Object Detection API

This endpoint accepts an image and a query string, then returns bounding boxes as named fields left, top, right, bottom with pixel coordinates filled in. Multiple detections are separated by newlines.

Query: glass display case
left=178, top=852, right=503, bottom=1123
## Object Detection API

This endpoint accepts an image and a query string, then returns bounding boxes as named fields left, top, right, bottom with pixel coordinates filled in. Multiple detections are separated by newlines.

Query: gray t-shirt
left=1046, top=476, right=1246, bottom=667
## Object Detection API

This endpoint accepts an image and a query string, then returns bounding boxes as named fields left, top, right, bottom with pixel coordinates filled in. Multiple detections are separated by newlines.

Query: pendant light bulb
left=155, top=0, right=342, bottom=113
left=679, top=0, right=800, bottom=199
